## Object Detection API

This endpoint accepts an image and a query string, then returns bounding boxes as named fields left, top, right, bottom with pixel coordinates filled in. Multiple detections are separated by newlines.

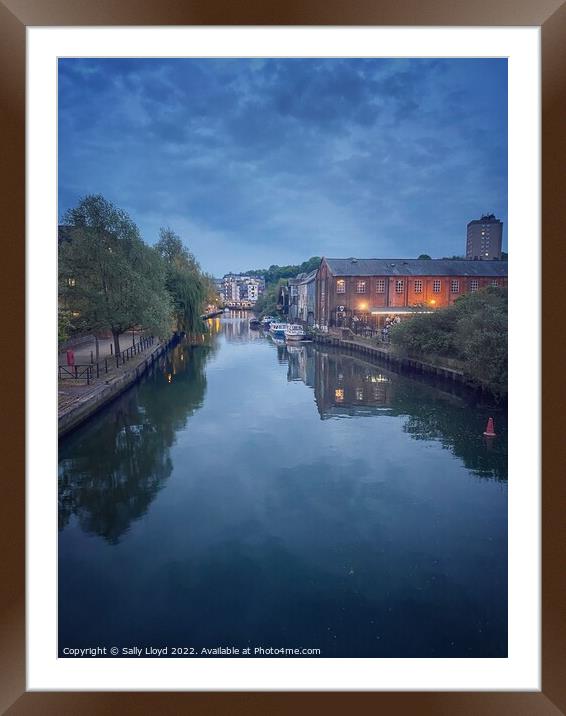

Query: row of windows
left=336, top=278, right=497, bottom=294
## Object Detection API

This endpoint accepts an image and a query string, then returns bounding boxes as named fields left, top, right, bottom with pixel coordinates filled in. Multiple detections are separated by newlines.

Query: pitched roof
left=298, top=269, right=317, bottom=284
left=324, top=258, right=508, bottom=277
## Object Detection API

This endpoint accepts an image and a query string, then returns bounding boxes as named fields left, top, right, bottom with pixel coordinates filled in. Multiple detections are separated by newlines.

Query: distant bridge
left=224, top=301, right=255, bottom=310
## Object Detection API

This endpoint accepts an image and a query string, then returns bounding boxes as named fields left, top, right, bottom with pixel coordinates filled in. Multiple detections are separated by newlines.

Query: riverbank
left=311, top=331, right=488, bottom=393
left=58, top=336, right=177, bottom=439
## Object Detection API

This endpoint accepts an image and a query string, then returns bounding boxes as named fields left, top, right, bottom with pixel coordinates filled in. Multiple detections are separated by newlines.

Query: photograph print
left=57, top=57, right=508, bottom=660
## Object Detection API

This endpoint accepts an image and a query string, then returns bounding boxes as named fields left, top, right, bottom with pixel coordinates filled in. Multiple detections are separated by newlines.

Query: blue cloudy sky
left=58, top=58, right=507, bottom=276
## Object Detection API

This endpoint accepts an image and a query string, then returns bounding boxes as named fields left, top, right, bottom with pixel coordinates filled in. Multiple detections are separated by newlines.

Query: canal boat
left=249, top=317, right=261, bottom=329
left=261, top=315, right=276, bottom=329
left=284, top=324, right=306, bottom=341
left=269, top=322, right=288, bottom=338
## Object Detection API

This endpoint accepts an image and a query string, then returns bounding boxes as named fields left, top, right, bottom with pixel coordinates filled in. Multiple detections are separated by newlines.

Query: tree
left=418, top=254, right=432, bottom=260
left=59, top=195, right=173, bottom=355
left=58, top=307, right=73, bottom=345
left=156, top=227, right=208, bottom=334
left=390, top=287, right=508, bottom=397
left=242, top=257, right=321, bottom=286
left=254, top=278, right=286, bottom=317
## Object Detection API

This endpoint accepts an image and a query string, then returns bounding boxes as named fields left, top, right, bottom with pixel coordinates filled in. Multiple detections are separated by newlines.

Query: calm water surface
left=59, top=316, right=507, bottom=657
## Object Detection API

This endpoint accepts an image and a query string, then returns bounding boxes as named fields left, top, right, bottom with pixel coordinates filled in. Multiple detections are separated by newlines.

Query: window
left=470, top=279, right=479, bottom=292
left=356, top=281, right=366, bottom=293
left=491, top=280, right=498, bottom=287
left=433, top=280, right=441, bottom=293
left=450, top=280, right=459, bottom=293
left=336, top=279, right=346, bottom=294
left=67, top=277, right=76, bottom=287
left=376, top=279, right=385, bottom=293
left=414, top=280, right=423, bottom=293
left=395, top=280, right=404, bottom=294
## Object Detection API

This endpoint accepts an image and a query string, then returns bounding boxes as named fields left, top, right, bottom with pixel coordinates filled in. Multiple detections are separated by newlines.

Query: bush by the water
left=389, top=287, right=507, bottom=397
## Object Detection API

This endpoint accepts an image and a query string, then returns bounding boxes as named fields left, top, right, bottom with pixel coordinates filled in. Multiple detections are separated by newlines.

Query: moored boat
left=249, top=317, right=261, bottom=329
left=269, top=322, right=288, bottom=338
left=261, top=315, right=276, bottom=329
left=285, top=324, right=306, bottom=341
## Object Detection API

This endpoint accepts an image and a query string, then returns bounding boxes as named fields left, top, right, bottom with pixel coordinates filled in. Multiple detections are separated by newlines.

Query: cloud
left=58, top=58, right=507, bottom=274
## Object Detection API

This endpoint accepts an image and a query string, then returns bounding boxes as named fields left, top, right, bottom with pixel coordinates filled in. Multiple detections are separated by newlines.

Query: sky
left=58, top=58, right=507, bottom=277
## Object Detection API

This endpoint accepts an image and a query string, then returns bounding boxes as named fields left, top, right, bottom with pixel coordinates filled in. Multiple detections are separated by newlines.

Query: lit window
left=450, top=280, right=459, bottom=293
left=356, top=281, right=366, bottom=293
left=356, top=388, right=364, bottom=401
left=67, top=277, right=76, bottom=287
left=376, top=279, right=385, bottom=293
left=414, top=280, right=423, bottom=293
left=395, top=280, right=404, bottom=294
left=470, top=279, right=479, bottom=292
left=335, top=388, right=344, bottom=402
left=433, top=280, right=441, bottom=293
left=336, top=279, right=346, bottom=293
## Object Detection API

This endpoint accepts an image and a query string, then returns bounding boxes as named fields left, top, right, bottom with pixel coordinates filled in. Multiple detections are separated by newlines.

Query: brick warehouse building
left=314, top=257, right=508, bottom=329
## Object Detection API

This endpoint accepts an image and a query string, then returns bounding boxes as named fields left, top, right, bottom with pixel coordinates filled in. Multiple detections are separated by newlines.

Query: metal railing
left=349, top=323, right=391, bottom=344
left=58, top=364, right=94, bottom=384
left=59, top=335, right=156, bottom=383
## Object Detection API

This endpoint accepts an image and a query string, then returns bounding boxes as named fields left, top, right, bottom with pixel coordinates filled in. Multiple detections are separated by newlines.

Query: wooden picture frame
left=1, top=0, right=564, bottom=712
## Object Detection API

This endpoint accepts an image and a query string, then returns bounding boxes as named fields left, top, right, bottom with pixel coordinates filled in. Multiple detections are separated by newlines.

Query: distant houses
left=297, top=270, right=317, bottom=327
left=220, top=274, right=265, bottom=307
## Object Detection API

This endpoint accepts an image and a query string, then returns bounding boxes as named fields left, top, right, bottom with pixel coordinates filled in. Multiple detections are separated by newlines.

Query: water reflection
left=58, top=338, right=216, bottom=543
left=59, top=319, right=507, bottom=657
left=221, top=311, right=265, bottom=342
left=278, top=341, right=506, bottom=481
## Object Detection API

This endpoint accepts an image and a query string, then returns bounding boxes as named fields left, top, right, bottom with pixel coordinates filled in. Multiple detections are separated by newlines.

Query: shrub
left=390, top=287, right=507, bottom=396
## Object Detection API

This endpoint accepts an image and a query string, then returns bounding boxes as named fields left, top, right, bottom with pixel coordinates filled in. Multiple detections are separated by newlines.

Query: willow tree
left=156, top=227, right=208, bottom=335
left=59, top=195, right=173, bottom=355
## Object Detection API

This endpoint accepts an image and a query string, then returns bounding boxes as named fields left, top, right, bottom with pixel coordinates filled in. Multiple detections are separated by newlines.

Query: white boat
left=285, top=324, right=306, bottom=341
left=269, top=322, right=288, bottom=338
left=261, top=315, right=276, bottom=329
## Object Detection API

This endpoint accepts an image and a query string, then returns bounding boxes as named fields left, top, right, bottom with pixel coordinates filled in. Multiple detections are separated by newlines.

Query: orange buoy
left=483, top=417, right=496, bottom=437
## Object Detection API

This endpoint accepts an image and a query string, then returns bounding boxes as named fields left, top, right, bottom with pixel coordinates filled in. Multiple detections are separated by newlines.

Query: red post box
left=66, top=349, right=75, bottom=366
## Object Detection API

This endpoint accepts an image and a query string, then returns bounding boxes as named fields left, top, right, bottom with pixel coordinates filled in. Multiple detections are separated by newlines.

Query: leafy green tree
left=59, top=195, right=173, bottom=355
left=202, top=273, right=221, bottom=307
left=254, top=278, right=286, bottom=317
left=58, top=307, right=73, bottom=345
left=243, top=257, right=321, bottom=286
left=418, top=254, right=432, bottom=260
left=156, top=227, right=208, bottom=334
left=390, top=287, right=508, bottom=397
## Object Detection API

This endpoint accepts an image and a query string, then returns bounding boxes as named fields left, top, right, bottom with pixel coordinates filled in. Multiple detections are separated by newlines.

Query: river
left=58, top=314, right=507, bottom=658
